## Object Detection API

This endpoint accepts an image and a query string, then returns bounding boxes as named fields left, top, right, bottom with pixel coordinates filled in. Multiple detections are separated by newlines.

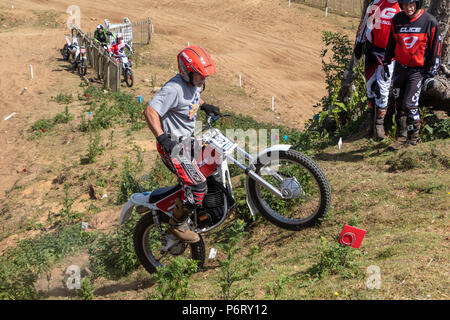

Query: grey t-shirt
left=149, top=74, right=202, bottom=139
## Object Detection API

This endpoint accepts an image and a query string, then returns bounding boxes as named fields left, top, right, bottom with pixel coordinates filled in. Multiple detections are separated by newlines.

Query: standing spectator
left=354, top=0, right=401, bottom=140
left=383, top=0, right=442, bottom=149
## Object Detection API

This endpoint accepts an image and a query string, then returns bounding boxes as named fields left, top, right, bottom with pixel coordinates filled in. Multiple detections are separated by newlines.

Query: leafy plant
left=88, top=213, right=140, bottom=280
left=81, top=127, right=105, bottom=164
left=216, top=219, right=249, bottom=300
left=265, top=274, right=290, bottom=300
left=306, top=236, right=362, bottom=280
left=149, top=257, right=198, bottom=300
left=0, top=226, right=94, bottom=299
left=53, top=92, right=73, bottom=104
left=312, top=31, right=367, bottom=135
left=77, top=277, right=95, bottom=300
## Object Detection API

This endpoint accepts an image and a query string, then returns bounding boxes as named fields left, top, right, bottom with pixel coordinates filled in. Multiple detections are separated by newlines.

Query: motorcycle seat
left=149, top=184, right=181, bottom=203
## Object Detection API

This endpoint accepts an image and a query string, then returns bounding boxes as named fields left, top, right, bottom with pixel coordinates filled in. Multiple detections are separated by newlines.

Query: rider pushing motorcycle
left=68, top=36, right=80, bottom=70
left=143, top=46, right=221, bottom=243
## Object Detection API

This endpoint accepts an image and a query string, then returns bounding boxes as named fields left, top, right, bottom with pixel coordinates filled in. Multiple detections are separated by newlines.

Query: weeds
left=80, top=128, right=104, bottom=164
left=216, top=219, right=249, bottom=300
left=0, top=226, right=94, bottom=299
left=148, top=257, right=198, bottom=300
left=305, top=237, right=362, bottom=280
left=47, top=184, right=83, bottom=227
left=52, top=92, right=73, bottom=104
left=265, top=274, right=290, bottom=300
left=88, top=213, right=140, bottom=280
left=77, top=277, right=96, bottom=300
left=30, top=107, right=73, bottom=138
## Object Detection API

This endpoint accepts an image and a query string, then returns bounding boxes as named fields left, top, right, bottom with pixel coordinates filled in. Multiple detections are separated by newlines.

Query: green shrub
left=53, top=92, right=73, bottom=104
left=0, top=226, right=95, bottom=299
left=149, top=257, right=198, bottom=300
left=77, top=277, right=95, bottom=300
left=88, top=214, right=140, bottom=280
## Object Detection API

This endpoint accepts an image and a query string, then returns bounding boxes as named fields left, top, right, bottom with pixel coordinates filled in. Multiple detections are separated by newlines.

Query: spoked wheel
left=133, top=211, right=205, bottom=274
left=78, top=60, right=87, bottom=76
left=248, top=149, right=331, bottom=231
left=125, top=68, right=134, bottom=87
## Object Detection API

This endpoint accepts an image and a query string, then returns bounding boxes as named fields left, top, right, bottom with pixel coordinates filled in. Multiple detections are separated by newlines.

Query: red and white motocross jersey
left=386, top=9, right=441, bottom=73
left=357, top=0, right=401, bottom=49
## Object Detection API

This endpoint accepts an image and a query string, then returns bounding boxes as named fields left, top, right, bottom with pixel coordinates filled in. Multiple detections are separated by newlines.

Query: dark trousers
left=392, top=65, right=424, bottom=128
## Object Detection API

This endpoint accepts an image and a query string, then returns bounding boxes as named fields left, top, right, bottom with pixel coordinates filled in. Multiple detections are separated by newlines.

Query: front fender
left=244, top=144, right=292, bottom=216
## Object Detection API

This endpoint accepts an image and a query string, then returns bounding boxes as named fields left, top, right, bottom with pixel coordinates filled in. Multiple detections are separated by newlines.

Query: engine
left=196, top=177, right=226, bottom=229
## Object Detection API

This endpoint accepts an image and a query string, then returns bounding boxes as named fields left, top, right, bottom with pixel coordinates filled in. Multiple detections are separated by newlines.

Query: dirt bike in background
left=111, top=51, right=134, bottom=87
left=119, top=52, right=134, bottom=87
left=77, top=46, right=87, bottom=76
left=119, top=114, right=332, bottom=274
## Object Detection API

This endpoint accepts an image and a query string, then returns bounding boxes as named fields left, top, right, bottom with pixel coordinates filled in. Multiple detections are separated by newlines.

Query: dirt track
left=0, top=0, right=358, bottom=195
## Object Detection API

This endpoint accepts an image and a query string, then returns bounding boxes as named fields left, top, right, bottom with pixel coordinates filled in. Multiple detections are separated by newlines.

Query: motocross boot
left=168, top=198, right=200, bottom=243
left=390, top=115, right=408, bottom=150
left=363, top=99, right=375, bottom=137
left=407, top=120, right=421, bottom=146
left=374, top=107, right=388, bottom=140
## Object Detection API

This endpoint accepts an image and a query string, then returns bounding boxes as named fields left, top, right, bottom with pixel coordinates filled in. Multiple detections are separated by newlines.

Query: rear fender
left=119, top=192, right=155, bottom=225
left=119, top=200, right=134, bottom=225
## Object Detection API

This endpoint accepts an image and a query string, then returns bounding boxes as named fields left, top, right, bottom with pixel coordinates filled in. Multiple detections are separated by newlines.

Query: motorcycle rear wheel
left=248, top=149, right=331, bottom=231
left=133, top=211, right=205, bottom=274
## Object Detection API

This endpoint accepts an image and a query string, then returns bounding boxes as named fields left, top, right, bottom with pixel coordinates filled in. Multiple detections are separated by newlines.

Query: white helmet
left=97, top=24, right=103, bottom=30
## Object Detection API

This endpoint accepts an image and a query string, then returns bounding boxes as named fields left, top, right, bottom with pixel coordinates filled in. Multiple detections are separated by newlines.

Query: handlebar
left=202, top=113, right=231, bottom=132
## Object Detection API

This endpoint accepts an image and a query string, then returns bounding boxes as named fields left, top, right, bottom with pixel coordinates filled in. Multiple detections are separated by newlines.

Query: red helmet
left=177, top=46, right=216, bottom=84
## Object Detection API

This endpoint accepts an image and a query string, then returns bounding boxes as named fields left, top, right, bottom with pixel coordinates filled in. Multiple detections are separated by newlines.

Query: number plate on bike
left=205, top=129, right=236, bottom=154
left=81, top=48, right=86, bottom=53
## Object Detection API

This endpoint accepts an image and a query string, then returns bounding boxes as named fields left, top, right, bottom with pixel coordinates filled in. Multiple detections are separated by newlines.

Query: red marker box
left=338, top=225, right=366, bottom=249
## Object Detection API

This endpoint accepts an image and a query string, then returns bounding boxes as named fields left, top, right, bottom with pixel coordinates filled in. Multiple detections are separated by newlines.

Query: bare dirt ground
left=0, top=0, right=358, bottom=197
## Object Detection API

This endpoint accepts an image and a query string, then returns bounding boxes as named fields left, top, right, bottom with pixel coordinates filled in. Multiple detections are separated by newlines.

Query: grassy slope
left=1, top=24, right=449, bottom=301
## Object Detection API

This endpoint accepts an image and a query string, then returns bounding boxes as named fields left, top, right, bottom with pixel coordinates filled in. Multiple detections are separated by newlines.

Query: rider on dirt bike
left=143, top=46, right=220, bottom=244
left=109, top=33, right=133, bottom=59
left=94, top=24, right=115, bottom=49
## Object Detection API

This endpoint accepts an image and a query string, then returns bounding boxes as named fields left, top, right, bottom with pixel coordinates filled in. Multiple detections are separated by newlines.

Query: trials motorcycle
left=77, top=46, right=88, bottom=76
left=119, top=114, right=331, bottom=274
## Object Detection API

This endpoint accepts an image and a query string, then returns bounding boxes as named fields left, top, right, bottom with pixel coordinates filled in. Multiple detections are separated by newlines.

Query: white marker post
left=239, top=74, right=242, bottom=87
left=271, top=96, right=275, bottom=112
left=30, top=65, right=33, bottom=79
left=209, top=248, right=217, bottom=259
left=187, top=41, right=190, bottom=47
left=4, top=112, right=17, bottom=121
left=338, top=137, right=343, bottom=150
left=289, top=0, right=291, bottom=8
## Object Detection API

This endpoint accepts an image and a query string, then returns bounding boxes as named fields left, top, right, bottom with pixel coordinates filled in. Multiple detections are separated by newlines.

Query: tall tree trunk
left=340, top=0, right=449, bottom=109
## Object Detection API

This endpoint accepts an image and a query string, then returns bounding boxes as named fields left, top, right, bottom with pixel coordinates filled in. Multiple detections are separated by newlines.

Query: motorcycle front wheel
left=125, top=68, right=134, bottom=87
left=78, top=59, right=87, bottom=76
left=133, top=211, right=205, bottom=274
left=247, top=149, right=331, bottom=231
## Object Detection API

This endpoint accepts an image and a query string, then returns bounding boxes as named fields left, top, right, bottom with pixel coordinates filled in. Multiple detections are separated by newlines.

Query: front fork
left=224, top=145, right=286, bottom=199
